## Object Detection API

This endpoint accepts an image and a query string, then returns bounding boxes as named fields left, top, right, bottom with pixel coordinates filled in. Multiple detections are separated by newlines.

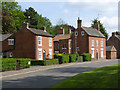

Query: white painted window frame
left=101, top=41, right=103, bottom=47
left=101, top=48, right=104, bottom=58
left=49, top=37, right=52, bottom=47
left=96, top=40, right=98, bottom=47
left=38, top=48, right=42, bottom=60
left=91, top=40, right=94, bottom=46
left=49, top=49, right=52, bottom=59
left=91, top=48, right=95, bottom=58
left=8, top=39, right=14, bottom=45
left=38, top=36, right=42, bottom=46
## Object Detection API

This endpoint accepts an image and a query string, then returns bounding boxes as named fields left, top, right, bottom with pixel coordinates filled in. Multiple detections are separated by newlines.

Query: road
left=1, top=59, right=119, bottom=89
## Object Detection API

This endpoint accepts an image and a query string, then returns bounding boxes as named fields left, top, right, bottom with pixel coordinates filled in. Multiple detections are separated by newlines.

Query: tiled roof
left=28, top=28, right=53, bottom=37
left=0, top=34, right=13, bottom=41
left=106, top=46, right=116, bottom=51
left=53, top=34, right=71, bottom=41
left=82, top=26, right=105, bottom=38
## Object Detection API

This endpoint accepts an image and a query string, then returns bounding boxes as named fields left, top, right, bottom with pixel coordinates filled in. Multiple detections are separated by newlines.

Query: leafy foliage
left=91, top=18, right=108, bottom=39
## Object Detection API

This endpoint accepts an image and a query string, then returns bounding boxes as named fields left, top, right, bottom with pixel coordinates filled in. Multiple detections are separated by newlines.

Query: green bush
left=69, top=54, right=76, bottom=62
left=54, top=53, right=62, bottom=59
left=31, top=59, right=59, bottom=66
left=58, top=54, right=69, bottom=64
left=1, top=58, right=31, bottom=71
left=82, top=53, right=92, bottom=61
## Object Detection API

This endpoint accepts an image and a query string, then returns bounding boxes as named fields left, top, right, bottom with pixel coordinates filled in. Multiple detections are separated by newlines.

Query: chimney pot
left=57, top=27, right=64, bottom=34
left=42, top=26, right=46, bottom=32
left=68, top=27, right=71, bottom=34
left=22, top=22, right=29, bottom=29
left=77, top=17, right=82, bottom=29
left=112, top=32, right=116, bottom=36
left=94, top=22, right=100, bottom=31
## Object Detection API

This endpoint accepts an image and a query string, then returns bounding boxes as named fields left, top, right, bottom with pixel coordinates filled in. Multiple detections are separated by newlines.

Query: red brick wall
left=36, top=36, right=54, bottom=60
left=72, top=28, right=89, bottom=55
left=106, top=51, right=117, bottom=59
left=88, top=37, right=106, bottom=60
left=107, top=35, right=120, bottom=58
left=2, top=26, right=54, bottom=60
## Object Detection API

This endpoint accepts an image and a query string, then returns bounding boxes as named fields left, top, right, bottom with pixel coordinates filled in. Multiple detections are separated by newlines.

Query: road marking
left=1, top=59, right=118, bottom=78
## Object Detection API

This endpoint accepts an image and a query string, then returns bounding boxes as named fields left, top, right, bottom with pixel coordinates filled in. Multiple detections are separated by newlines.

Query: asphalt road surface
left=1, top=59, right=119, bottom=89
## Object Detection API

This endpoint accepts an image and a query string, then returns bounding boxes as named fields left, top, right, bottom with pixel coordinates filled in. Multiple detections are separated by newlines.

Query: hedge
left=1, top=58, right=31, bottom=71
left=82, top=53, right=92, bottom=61
left=57, top=54, right=69, bottom=64
left=31, top=59, right=59, bottom=66
left=69, top=54, right=76, bottom=62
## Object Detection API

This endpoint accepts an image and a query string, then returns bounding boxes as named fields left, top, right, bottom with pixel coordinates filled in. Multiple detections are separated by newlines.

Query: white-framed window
left=55, top=51, right=59, bottom=53
left=49, top=37, right=52, bottom=47
left=91, top=48, right=94, bottom=58
left=38, top=48, right=42, bottom=60
left=8, top=39, right=14, bottom=45
left=81, top=31, right=84, bottom=36
left=75, top=31, right=78, bottom=36
left=101, top=48, right=103, bottom=58
left=91, top=40, right=94, bottom=46
left=101, top=41, right=103, bottom=47
left=96, top=40, right=98, bottom=47
left=49, top=49, right=52, bottom=59
left=38, top=36, right=42, bottom=46
left=9, top=52, right=13, bottom=57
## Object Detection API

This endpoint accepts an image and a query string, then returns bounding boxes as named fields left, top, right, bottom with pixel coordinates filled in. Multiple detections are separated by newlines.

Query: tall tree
left=91, top=18, right=108, bottom=39
left=2, top=2, right=25, bottom=32
left=24, top=7, right=39, bottom=29
left=2, top=9, right=16, bottom=34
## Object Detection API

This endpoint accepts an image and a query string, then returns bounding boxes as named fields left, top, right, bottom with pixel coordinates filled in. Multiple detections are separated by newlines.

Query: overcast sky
left=16, top=0, right=119, bottom=37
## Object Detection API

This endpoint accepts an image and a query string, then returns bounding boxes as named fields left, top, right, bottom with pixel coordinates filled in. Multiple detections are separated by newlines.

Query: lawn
left=50, top=64, right=119, bottom=88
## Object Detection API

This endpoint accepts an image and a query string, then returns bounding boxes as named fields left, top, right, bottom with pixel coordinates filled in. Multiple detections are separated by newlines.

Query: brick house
left=72, top=17, right=106, bottom=60
left=107, top=31, right=120, bottom=58
left=106, top=46, right=117, bottom=59
left=53, top=27, right=72, bottom=54
left=1, top=22, right=54, bottom=60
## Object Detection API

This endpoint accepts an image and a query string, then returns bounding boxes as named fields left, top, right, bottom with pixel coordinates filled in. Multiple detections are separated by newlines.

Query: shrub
left=76, top=53, right=79, bottom=61
left=31, top=59, right=59, bottom=66
left=69, top=54, right=76, bottom=62
left=54, top=53, right=62, bottom=59
left=82, top=53, right=92, bottom=61
left=1, top=58, right=31, bottom=71
left=58, top=54, right=69, bottom=64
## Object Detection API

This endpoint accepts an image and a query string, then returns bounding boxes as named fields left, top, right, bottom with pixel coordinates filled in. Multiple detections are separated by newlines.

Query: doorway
left=96, top=49, right=99, bottom=60
left=43, top=50, right=46, bottom=60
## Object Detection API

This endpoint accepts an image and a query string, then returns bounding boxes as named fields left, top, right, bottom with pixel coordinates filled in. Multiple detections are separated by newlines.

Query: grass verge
left=49, top=64, right=119, bottom=88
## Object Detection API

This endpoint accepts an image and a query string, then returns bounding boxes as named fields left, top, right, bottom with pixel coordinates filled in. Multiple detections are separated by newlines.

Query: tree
left=24, top=7, right=39, bottom=29
left=2, top=9, right=16, bottom=34
left=2, top=2, right=25, bottom=32
left=91, top=18, right=108, bottom=39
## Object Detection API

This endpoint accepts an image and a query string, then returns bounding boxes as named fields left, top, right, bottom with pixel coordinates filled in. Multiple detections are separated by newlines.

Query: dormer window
left=8, top=39, right=14, bottom=45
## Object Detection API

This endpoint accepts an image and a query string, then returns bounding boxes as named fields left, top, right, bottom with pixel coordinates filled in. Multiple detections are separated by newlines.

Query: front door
left=96, top=50, right=99, bottom=60
left=43, top=52, right=45, bottom=60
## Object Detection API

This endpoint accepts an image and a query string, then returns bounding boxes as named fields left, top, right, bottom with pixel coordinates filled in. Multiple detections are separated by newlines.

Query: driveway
left=1, top=59, right=119, bottom=89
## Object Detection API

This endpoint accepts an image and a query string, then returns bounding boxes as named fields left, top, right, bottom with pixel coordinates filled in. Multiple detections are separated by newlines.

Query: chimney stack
left=57, top=27, right=64, bottom=34
left=77, top=17, right=82, bottom=29
left=42, top=26, right=46, bottom=32
left=22, top=22, right=29, bottom=29
left=112, top=32, right=116, bottom=36
left=68, top=27, right=71, bottom=34
left=94, top=22, right=100, bottom=31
